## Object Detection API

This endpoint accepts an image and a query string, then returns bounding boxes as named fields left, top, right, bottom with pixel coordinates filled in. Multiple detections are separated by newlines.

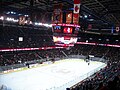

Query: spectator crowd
left=0, top=8, right=120, bottom=90
left=0, top=38, right=120, bottom=90
left=70, top=60, right=120, bottom=90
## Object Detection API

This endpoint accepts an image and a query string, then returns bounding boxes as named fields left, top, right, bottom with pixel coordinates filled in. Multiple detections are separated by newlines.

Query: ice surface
left=0, top=59, right=106, bottom=90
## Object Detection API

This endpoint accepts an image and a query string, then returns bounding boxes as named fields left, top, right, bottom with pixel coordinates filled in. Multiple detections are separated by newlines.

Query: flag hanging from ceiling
left=66, top=11, right=72, bottom=24
left=74, top=0, right=80, bottom=14
left=73, top=0, right=81, bottom=24
left=19, top=16, right=26, bottom=25
left=52, top=4, right=63, bottom=24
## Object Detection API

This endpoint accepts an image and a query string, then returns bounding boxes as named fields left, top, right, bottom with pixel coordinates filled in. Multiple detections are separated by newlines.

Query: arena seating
left=64, top=45, right=120, bottom=90
left=70, top=60, right=120, bottom=90
left=0, top=44, right=120, bottom=90
left=0, top=26, right=54, bottom=48
left=0, top=49, right=65, bottom=66
left=1, top=44, right=120, bottom=65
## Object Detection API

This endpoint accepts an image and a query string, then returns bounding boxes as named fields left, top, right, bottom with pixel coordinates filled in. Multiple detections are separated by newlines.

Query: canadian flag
left=73, top=0, right=81, bottom=24
left=74, top=0, right=80, bottom=14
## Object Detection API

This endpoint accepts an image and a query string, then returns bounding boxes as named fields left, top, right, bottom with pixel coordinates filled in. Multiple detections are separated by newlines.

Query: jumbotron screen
left=52, top=24, right=79, bottom=35
left=63, top=27, right=73, bottom=34
left=53, top=26, right=62, bottom=33
left=53, top=36, right=78, bottom=44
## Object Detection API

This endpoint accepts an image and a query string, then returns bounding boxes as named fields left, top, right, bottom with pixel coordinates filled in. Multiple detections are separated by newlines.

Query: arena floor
left=0, top=59, right=106, bottom=90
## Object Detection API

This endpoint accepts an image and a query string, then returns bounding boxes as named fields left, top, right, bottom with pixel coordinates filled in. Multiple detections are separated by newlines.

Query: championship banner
left=73, top=0, right=80, bottom=24
left=73, top=14, right=79, bottom=24
left=52, top=4, right=63, bottom=24
left=19, top=16, right=26, bottom=25
left=66, top=11, right=72, bottom=24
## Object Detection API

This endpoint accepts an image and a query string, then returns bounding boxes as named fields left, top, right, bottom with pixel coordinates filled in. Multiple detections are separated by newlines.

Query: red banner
left=74, top=0, right=80, bottom=4
left=73, top=14, right=79, bottom=24
left=66, top=11, right=72, bottom=24
left=52, top=4, right=63, bottom=24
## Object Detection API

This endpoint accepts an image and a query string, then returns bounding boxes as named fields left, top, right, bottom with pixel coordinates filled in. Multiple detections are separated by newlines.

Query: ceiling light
left=84, top=15, right=88, bottom=18
left=0, top=16, right=4, bottom=20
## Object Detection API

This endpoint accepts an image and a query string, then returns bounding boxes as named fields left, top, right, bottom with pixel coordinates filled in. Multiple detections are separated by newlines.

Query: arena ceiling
left=1, top=0, right=120, bottom=31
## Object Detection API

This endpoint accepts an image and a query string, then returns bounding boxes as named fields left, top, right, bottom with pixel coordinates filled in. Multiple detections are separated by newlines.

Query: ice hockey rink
left=0, top=59, right=107, bottom=90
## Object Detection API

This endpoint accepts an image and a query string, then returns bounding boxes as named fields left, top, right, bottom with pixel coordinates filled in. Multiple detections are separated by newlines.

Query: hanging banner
left=73, top=14, right=79, bottom=24
left=66, top=11, right=72, bottom=24
left=19, top=16, right=26, bottom=25
left=74, top=0, right=80, bottom=14
left=73, top=0, right=80, bottom=24
left=52, top=4, right=63, bottom=24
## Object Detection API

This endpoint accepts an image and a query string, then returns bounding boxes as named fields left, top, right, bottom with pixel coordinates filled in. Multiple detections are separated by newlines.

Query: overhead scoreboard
left=52, top=24, right=80, bottom=45
left=52, top=0, right=81, bottom=46
left=52, top=24, right=80, bottom=35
